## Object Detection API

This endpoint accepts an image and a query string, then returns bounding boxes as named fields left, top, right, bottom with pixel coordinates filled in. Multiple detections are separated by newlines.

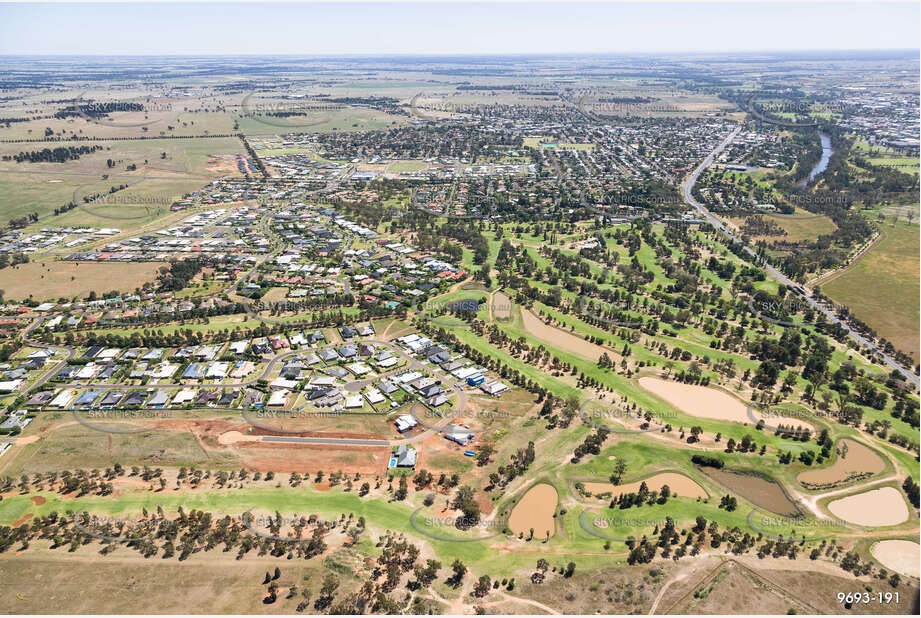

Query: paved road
left=681, top=127, right=919, bottom=388
left=21, top=316, right=78, bottom=393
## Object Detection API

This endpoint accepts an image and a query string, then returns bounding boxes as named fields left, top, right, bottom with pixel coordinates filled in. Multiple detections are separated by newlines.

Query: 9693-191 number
left=837, top=592, right=900, bottom=605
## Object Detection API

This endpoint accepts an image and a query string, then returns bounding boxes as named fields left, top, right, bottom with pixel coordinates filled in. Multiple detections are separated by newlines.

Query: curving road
left=681, top=127, right=919, bottom=388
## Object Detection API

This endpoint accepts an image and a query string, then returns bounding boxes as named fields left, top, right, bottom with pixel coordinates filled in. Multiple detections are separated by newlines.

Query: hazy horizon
left=1, top=2, right=919, bottom=56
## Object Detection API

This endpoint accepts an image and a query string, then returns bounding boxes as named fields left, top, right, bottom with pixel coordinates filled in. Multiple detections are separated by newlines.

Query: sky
left=0, top=2, right=918, bottom=56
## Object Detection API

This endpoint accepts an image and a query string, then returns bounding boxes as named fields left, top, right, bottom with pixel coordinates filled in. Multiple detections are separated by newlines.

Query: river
left=797, top=132, right=833, bottom=187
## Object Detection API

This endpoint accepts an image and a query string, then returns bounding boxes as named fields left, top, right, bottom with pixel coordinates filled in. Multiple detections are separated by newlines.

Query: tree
left=610, top=458, right=627, bottom=485
left=473, top=575, right=491, bottom=597
left=449, top=559, right=467, bottom=587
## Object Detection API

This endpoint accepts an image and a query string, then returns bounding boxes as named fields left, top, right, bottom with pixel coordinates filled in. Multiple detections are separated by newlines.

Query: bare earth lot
left=0, top=261, right=165, bottom=302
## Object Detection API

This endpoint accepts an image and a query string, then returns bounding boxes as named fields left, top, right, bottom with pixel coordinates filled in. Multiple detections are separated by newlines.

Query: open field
left=236, top=107, right=405, bottom=136
left=821, top=223, right=920, bottom=360
left=0, top=260, right=165, bottom=302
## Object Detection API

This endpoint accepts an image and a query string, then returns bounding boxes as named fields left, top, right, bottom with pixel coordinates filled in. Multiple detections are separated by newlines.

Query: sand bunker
left=509, top=483, right=558, bottom=539
left=218, top=431, right=261, bottom=445
left=584, top=472, right=708, bottom=500
left=29, top=496, right=46, bottom=506
left=638, top=377, right=810, bottom=428
left=797, top=439, right=885, bottom=487
left=870, top=540, right=920, bottom=578
left=521, top=309, right=605, bottom=361
left=828, top=486, right=908, bottom=527
left=703, top=468, right=799, bottom=516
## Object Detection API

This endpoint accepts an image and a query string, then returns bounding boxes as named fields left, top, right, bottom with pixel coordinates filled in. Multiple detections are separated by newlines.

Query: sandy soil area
left=870, top=540, right=920, bottom=578
left=508, top=483, right=558, bottom=539
left=521, top=309, right=605, bottom=361
left=827, top=486, right=909, bottom=527
left=797, top=439, right=885, bottom=486
left=217, top=430, right=261, bottom=445
left=584, top=472, right=708, bottom=500
left=492, top=292, right=512, bottom=319
left=638, top=377, right=811, bottom=429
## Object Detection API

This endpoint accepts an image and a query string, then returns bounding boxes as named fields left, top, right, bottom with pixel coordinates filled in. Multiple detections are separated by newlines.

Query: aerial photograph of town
left=0, top=1, right=918, bottom=616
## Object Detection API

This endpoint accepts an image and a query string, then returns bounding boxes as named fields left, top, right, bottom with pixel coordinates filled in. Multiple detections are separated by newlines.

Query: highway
left=681, top=127, right=919, bottom=388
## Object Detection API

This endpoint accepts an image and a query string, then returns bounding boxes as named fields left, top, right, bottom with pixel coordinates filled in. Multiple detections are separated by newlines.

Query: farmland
left=821, top=223, right=921, bottom=361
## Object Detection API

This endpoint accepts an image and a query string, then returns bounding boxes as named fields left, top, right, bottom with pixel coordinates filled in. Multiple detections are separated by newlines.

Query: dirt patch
left=702, top=468, right=798, bottom=516
left=206, top=154, right=242, bottom=175
left=521, top=308, right=605, bottom=361
left=827, top=486, right=909, bottom=527
left=508, top=483, right=558, bottom=539
left=492, top=292, right=512, bottom=320
left=12, top=513, right=33, bottom=527
left=217, top=430, right=260, bottom=445
left=584, top=472, right=708, bottom=500
left=797, top=439, right=885, bottom=487
left=29, top=496, right=46, bottom=506
left=16, top=435, right=40, bottom=445
left=870, top=540, right=920, bottom=578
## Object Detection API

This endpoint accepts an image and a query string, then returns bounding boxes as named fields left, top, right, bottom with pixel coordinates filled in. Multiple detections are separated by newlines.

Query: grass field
left=0, top=136, right=240, bottom=223
left=0, top=260, right=165, bottom=302
left=236, top=107, right=405, bottom=136
left=821, top=222, right=920, bottom=361
left=766, top=211, right=837, bottom=242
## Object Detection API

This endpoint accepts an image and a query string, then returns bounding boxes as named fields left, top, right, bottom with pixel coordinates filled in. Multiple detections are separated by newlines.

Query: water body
left=797, top=132, right=833, bottom=187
